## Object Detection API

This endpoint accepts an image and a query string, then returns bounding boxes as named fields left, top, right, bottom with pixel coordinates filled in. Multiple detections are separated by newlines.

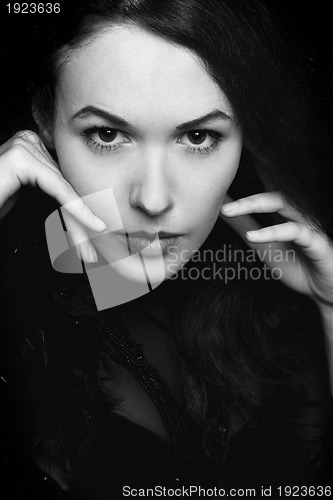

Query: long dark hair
left=1, top=0, right=332, bottom=475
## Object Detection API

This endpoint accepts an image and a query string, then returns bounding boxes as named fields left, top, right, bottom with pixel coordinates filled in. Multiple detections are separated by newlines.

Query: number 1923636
left=6, top=3, right=60, bottom=14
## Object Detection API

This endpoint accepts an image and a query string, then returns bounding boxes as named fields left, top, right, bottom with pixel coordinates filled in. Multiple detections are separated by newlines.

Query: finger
left=222, top=194, right=234, bottom=205
left=0, top=172, right=21, bottom=220
left=16, top=130, right=60, bottom=172
left=6, top=145, right=107, bottom=232
left=246, top=221, right=331, bottom=263
left=77, top=239, right=98, bottom=264
left=221, top=191, right=308, bottom=225
left=219, top=207, right=262, bottom=248
left=62, top=211, right=98, bottom=263
left=219, top=195, right=299, bottom=262
left=221, top=193, right=274, bottom=250
left=1, top=131, right=59, bottom=174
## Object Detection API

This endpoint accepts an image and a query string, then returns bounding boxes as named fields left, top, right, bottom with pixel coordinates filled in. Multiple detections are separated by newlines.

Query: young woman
left=0, top=0, right=332, bottom=497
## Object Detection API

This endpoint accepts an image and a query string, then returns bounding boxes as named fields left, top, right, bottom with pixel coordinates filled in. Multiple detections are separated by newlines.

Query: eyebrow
left=71, top=106, right=232, bottom=130
left=176, top=109, right=232, bottom=131
left=71, top=106, right=130, bottom=128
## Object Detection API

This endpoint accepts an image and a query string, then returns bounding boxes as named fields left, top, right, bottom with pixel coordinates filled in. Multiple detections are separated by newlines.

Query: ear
left=32, top=106, right=56, bottom=150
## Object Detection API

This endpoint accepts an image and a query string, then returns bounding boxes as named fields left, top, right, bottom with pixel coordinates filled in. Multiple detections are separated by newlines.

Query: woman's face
left=50, top=24, right=242, bottom=283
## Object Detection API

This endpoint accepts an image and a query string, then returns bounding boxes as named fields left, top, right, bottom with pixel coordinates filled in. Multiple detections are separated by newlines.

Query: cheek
left=54, top=133, right=114, bottom=195
left=188, top=186, right=225, bottom=241
left=54, top=133, right=88, bottom=186
left=182, top=153, right=241, bottom=243
left=186, top=162, right=240, bottom=220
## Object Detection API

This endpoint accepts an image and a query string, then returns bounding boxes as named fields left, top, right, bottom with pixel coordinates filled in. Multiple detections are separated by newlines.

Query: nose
left=129, top=149, right=174, bottom=217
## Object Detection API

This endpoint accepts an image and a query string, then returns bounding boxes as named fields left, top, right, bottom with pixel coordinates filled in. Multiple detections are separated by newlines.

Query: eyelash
left=80, top=126, right=223, bottom=155
left=177, top=131, right=223, bottom=155
left=81, top=127, right=128, bottom=154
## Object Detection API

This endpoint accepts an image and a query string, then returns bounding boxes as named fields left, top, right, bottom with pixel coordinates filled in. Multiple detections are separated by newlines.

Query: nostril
left=129, top=156, right=174, bottom=216
left=129, top=183, right=173, bottom=216
left=135, top=199, right=173, bottom=217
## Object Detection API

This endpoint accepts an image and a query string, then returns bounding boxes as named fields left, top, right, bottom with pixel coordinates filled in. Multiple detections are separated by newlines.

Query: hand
left=220, top=191, right=333, bottom=309
left=0, top=130, right=107, bottom=263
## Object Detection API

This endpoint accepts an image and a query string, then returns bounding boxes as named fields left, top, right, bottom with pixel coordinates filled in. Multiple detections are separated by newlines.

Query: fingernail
left=77, top=243, right=98, bottom=263
left=246, top=231, right=258, bottom=238
left=221, top=203, right=236, bottom=215
left=93, top=216, right=107, bottom=232
left=88, top=246, right=98, bottom=263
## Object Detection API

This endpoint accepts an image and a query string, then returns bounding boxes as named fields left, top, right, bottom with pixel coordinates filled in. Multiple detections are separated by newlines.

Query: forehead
left=56, top=24, right=232, bottom=123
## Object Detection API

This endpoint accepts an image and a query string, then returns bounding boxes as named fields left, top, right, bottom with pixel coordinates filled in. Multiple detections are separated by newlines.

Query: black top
left=1, top=288, right=332, bottom=499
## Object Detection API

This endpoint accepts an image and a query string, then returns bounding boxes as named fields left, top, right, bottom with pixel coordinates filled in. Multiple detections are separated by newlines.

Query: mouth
left=122, top=230, right=182, bottom=255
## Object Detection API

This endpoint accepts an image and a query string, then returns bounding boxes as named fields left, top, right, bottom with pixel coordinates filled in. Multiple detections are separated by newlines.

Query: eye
left=187, top=130, right=209, bottom=145
left=177, top=129, right=223, bottom=154
left=81, top=126, right=130, bottom=153
left=96, top=128, right=118, bottom=143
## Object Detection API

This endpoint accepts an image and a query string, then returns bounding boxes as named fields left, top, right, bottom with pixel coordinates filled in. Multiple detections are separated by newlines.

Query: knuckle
left=76, top=199, right=90, bottom=217
left=58, top=180, right=87, bottom=215
left=276, top=191, right=285, bottom=207
left=269, top=225, right=278, bottom=238
left=287, top=221, right=300, bottom=233
left=59, top=177, right=74, bottom=194
left=8, top=143, right=27, bottom=163
left=2, top=145, right=30, bottom=182
left=62, top=196, right=90, bottom=224
left=13, top=130, right=54, bottom=161
left=14, top=130, right=38, bottom=144
left=248, top=195, right=257, bottom=207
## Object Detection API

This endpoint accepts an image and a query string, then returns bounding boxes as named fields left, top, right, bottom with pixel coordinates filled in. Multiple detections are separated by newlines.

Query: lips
left=123, top=230, right=182, bottom=255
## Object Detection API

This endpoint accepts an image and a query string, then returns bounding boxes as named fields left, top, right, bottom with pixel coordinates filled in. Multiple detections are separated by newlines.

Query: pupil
left=188, top=130, right=207, bottom=145
left=98, top=129, right=117, bottom=142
